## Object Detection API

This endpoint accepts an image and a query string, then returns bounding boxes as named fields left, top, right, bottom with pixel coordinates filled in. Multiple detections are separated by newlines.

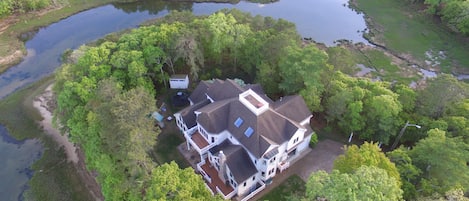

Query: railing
left=204, top=182, right=215, bottom=195
left=197, top=161, right=212, bottom=183
left=216, top=186, right=237, bottom=200
left=279, top=161, right=290, bottom=173
left=241, top=181, right=266, bottom=201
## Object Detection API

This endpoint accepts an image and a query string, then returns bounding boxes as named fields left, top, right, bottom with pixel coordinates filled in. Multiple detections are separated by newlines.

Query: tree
left=409, top=128, right=469, bottom=195
left=334, top=142, right=401, bottom=185
left=145, top=162, right=220, bottom=201
left=416, top=74, right=469, bottom=118
left=363, top=94, right=402, bottom=144
left=441, top=1, right=469, bottom=35
left=388, top=148, right=422, bottom=200
left=278, top=45, right=332, bottom=111
left=306, top=166, right=403, bottom=201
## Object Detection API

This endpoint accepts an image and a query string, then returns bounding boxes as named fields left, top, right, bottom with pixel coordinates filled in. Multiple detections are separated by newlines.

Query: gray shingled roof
left=210, top=140, right=257, bottom=183
left=179, top=99, right=211, bottom=128
left=273, top=95, right=312, bottom=123
left=189, top=80, right=211, bottom=104
left=196, top=98, right=234, bottom=133
left=207, top=79, right=245, bottom=101
left=197, top=99, right=300, bottom=158
left=190, top=79, right=312, bottom=159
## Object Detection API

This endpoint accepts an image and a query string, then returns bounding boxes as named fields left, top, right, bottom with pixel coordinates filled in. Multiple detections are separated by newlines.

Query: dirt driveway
left=250, top=139, right=344, bottom=200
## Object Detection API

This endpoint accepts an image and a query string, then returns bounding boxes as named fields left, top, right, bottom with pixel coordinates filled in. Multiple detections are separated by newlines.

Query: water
left=0, top=0, right=368, bottom=99
left=0, top=126, right=43, bottom=201
left=0, top=0, right=367, bottom=200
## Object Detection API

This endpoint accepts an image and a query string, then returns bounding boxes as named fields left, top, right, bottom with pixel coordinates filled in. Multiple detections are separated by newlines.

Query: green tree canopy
left=145, top=162, right=220, bottom=201
left=334, top=142, right=401, bottom=185
left=306, top=166, right=403, bottom=201
left=409, top=128, right=469, bottom=195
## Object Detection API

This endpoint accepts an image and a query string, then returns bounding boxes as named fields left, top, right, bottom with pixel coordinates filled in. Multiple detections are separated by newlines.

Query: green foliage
left=324, top=71, right=402, bottom=144
left=52, top=10, right=313, bottom=200
left=278, top=45, right=332, bottom=111
left=333, top=142, right=401, bottom=186
left=145, top=162, right=219, bottom=201
left=416, top=74, right=469, bottom=118
left=0, top=0, right=52, bottom=15
left=0, top=0, right=13, bottom=16
left=387, top=148, right=422, bottom=200
left=409, top=128, right=469, bottom=195
left=309, top=134, right=318, bottom=148
left=306, top=166, right=403, bottom=201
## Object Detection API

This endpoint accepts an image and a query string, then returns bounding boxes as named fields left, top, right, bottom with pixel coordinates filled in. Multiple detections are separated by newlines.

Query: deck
left=200, top=162, right=234, bottom=196
left=191, top=131, right=209, bottom=149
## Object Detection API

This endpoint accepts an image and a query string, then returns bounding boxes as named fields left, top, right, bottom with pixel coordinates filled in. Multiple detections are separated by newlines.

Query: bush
left=309, top=133, right=318, bottom=148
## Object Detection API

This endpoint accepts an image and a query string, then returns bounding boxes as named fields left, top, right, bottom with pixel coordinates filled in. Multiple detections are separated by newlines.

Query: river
left=0, top=0, right=367, bottom=200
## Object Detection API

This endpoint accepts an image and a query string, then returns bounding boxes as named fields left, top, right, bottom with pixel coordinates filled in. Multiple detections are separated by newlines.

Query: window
left=261, top=171, right=265, bottom=177
left=254, top=160, right=257, bottom=165
left=234, top=117, right=243, bottom=127
left=252, top=176, right=256, bottom=181
left=211, top=137, right=215, bottom=143
left=244, top=127, right=254, bottom=138
left=244, top=182, right=247, bottom=187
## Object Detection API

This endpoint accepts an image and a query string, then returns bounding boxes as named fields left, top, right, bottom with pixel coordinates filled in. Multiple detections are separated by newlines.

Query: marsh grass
left=355, top=0, right=469, bottom=73
left=0, top=76, right=96, bottom=200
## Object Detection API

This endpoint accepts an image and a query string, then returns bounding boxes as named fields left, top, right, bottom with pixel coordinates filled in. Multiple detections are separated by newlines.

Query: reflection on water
left=0, top=0, right=367, bottom=100
left=0, top=125, right=43, bottom=201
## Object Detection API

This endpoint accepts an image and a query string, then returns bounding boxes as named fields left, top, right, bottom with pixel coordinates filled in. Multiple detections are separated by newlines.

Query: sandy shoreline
left=33, top=84, right=78, bottom=163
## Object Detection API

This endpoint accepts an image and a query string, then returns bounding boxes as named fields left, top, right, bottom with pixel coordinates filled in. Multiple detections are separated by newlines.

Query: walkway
left=249, top=139, right=344, bottom=200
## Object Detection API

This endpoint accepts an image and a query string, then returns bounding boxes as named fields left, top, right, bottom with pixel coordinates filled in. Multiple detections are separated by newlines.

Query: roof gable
left=210, top=140, right=257, bottom=183
left=273, top=95, right=312, bottom=123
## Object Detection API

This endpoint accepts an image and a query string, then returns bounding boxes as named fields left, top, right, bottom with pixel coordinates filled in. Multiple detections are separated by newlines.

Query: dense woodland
left=53, top=10, right=469, bottom=200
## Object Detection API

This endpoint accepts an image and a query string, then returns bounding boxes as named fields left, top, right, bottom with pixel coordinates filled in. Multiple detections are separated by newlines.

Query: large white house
left=174, top=79, right=314, bottom=200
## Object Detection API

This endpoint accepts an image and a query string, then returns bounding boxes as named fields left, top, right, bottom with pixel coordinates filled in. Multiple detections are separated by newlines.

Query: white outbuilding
left=169, top=74, right=189, bottom=89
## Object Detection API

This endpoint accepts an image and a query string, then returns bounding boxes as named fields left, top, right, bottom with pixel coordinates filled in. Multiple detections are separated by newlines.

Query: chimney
left=218, top=150, right=227, bottom=183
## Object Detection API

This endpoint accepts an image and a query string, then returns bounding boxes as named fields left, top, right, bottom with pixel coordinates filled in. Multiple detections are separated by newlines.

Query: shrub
left=309, top=133, right=318, bottom=148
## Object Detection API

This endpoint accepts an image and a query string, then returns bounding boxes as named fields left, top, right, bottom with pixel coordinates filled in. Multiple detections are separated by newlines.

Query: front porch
left=197, top=160, right=236, bottom=199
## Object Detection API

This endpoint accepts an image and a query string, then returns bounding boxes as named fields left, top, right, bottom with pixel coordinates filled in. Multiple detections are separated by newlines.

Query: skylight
left=244, top=127, right=254, bottom=138
left=234, top=117, right=244, bottom=128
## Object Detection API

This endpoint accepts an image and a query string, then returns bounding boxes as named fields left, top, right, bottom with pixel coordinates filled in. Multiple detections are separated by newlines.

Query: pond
left=0, top=0, right=367, bottom=200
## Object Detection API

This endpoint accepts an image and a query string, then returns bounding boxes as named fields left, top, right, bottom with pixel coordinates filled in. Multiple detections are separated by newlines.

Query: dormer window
left=234, top=117, right=244, bottom=128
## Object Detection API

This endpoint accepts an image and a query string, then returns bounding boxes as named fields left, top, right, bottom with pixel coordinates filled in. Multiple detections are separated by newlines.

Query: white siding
left=169, top=75, right=189, bottom=89
left=237, top=173, right=260, bottom=196
left=298, top=133, right=313, bottom=153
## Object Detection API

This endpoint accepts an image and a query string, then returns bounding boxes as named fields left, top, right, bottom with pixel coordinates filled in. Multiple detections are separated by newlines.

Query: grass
left=259, top=175, right=306, bottom=201
left=0, top=76, right=96, bottom=201
left=354, top=0, right=469, bottom=73
left=151, top=130, right=189, bottom=168
left=0, top=0, right=131, bottom=73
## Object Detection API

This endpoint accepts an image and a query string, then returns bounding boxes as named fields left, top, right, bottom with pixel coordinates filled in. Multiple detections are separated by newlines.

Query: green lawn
left=354, top=0, right=469, bottom=73
left=259, top=175, right=306, bottom=201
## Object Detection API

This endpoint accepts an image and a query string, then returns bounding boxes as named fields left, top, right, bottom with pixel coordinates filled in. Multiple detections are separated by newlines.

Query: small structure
left=152, top=111, right=165, bottom=128
left=169, top=74, right=189, bottom=89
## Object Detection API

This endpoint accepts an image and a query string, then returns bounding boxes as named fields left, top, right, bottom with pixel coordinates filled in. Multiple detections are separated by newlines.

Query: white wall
left=169, top=75, right=189, bottom=89
left=237, top=173, right=260, bottom=196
